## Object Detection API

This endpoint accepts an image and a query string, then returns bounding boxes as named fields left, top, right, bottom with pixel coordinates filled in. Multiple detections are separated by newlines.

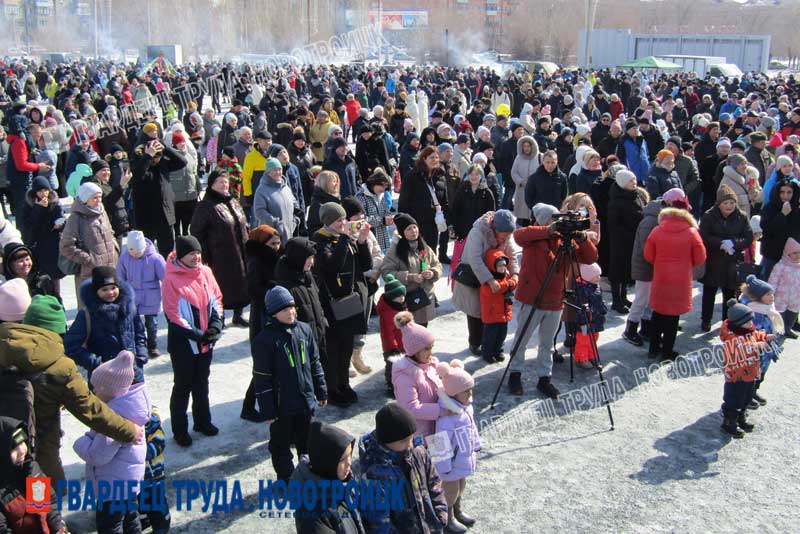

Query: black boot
left=639, top=319, right=651, bottom=337
left=454, top=499, right=476, bottom=527
left=231, top=309, right=250, bottom=328
left=721, top=414, right=744, bottom=438
left=737, top=411, right=755, bottom=433
left=610, top=282, right=629, bottom=314
left=508, top=371, right=523, bottom=396
left=193, top=422, right=219, bottom=436
left=536, top=376, right=560, bottom=399
left=622, top=321, right=643, bottom=346
left=783, top=310, right=799, bottom=339
left=753, top=379, right=767, bottom=405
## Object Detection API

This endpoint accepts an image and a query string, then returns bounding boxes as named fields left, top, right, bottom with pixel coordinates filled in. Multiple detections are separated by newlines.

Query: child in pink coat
left=391, top=311, right=442, bottom=438
left=767, top=237, right=800, bottom=332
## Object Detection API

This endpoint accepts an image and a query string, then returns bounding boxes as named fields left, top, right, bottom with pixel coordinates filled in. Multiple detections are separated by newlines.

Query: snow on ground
left=56, top=258, right=800, bottom=534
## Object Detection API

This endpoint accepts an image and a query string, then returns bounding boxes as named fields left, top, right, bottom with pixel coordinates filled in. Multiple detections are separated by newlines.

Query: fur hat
left=437, top=359, right=474, bottom=397
left=394, top=311, right=435, bottom=356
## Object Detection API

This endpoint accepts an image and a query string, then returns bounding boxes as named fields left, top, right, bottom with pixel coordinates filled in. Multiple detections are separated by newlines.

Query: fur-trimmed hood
left=657, top=207, right=697, bottom=228
left=437, top=388, right=467, bottom=414
left=79, top=277, right=137, bottom=319
left=516, top=135, right=539, bottom=160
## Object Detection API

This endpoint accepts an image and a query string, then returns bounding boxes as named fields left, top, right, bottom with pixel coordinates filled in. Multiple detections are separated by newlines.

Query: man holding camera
left=509, top=203, right=598, bottom=398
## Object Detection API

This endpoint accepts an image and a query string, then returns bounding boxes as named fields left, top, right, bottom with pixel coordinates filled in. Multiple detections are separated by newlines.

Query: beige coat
left=60, top=199, right=119, bottom=280
left=380, top=236, right=442, bottom=324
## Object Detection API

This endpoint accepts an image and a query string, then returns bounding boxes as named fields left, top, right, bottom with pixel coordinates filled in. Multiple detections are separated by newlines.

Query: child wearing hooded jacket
left=479, top=248, right=517, bottom=364
left=767, top=237, right=800, bottom=335
left=73, top=350, right=152, bottom=533
left=377, top=273, right=407, bottom=396
left=432, top=359, right=481, bottom=534
left=739, top=274, right=783, bottom=408
left=573, top=263, right=608, bottom=369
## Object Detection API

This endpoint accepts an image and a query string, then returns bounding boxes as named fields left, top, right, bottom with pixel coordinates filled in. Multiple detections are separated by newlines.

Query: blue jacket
left=64, top=279, right=148, bottom=383
left=575, top=279, right=607, bottom=332
left=144, top=406, right=166, bottom=481
left=617, top=135, right=650, bottom=186
left=252, top=317, right=327, bottom=421
left=646, top=165, right=683, bottom=201
left=283, top=162, right=306, bottom=214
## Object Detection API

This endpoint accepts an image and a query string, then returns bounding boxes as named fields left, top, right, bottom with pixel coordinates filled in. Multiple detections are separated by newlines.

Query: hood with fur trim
left=657, top=207, right=697, bottom=228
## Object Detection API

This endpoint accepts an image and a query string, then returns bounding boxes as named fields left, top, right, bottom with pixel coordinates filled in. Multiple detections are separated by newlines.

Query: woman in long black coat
left=590, top=159, right=620, bottom=275
left=240, top=224, right=283, bottom=422
left=190, top=169, right=250, bottom=325
left=759, top=178, right=800, bottom=281
left=20, top=176, right=65, bottom=294
left=398, top=145, right=449, bottom=251
left=450, top=164, right=496, bottom=241
left=607, top=169, right=648, bottom=313
left=698, top=185, right=753, bottom=331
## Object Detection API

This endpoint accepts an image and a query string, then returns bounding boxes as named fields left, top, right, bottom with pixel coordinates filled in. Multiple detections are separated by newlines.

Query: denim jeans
left=482, top=322, right=509, bottom=360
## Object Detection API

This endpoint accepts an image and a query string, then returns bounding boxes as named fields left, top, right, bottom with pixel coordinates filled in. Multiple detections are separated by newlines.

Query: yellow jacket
left=242, top=144, right=267, bottom=197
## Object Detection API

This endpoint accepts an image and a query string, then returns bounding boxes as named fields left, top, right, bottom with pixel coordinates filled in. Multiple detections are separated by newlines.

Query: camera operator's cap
left=614, top=169, right=637, bottom=189
left=532, top=203, right=559, bottom=226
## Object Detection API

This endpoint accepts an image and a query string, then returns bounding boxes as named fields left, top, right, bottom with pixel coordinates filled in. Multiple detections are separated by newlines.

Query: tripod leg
left=587, top=321, right=614, bottom=430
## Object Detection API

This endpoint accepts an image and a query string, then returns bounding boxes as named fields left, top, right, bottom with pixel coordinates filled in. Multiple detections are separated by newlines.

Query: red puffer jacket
left=720, top=321, right=766, bottom=383
left=644, top=208, right=706, bottom=316
left=479, top=249, right=517, bottom=324
left=513, top=226, right=598, bottom=311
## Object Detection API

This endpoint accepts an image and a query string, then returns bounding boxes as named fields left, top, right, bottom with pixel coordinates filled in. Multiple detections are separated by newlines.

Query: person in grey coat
left=666, top=137, right=700, bottom=213
left=253, top=157, right=299, bottom=244
left=510, top=135, right=539, bottom=225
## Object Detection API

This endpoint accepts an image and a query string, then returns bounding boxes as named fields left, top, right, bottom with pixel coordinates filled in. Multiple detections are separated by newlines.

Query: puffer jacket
left=244, top=239, right=280, bottom=341
left=511, top=135, right=540, bottom=218
left=306, top=187, right=340, bottom=235
left=242, top=143, right=268, bottom=198
left=391, top=355, right=442, bottom=438
left=720, top=322, right=765, bottom=384
left=644, top=208, right=707, bottom=316
left=760, top=179, right=800, bottom=262
left=358, top=431, right=448, bottom=534
left=433, top=393, right=481, bottom=482
left=631, top=200, right=663, bottom=282
left=607, top=183, right=647, bottom=284
left=0, top=323, right=137, bottom=483
left=768, top=238, right=800, bottom=314
left=116, top=239, right=166, bottom=316
left=719, top=165, right=755, bottom=218
left=161, top=251, right=224, bottom=356
left=617, top=134, right=650, bottom=185
left=646, top=164, right=683, bottom=200
left=21, top=188, right=65, bottom=280
left=59, top=199, right=119, bottom=279
left=168, top=147, right=200, bottom=202
left=699, top=205, right=752, bottom=289
left=253, top=173, right=299, bottom=244
left=525, top=163, right=568, bottom=212
left=449, top=180, right=496, bottom=240
left=380, top=237, right=441, bottom=325
left=479, top=248, right=516, bottom=324
left=291, top=460, right=366, bottom=534
left=80, top=174, right=129, bottom=238
left=73, top=382, right=151, bottom=501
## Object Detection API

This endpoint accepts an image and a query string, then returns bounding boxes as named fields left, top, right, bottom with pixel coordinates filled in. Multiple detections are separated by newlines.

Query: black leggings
left=467, top=315, right=484, bottom=348
left=701, top=284, right=736, bottom=324
left=649, top=312, right=679, bottom=357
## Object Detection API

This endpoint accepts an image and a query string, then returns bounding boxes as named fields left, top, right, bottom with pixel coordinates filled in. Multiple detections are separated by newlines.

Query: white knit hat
left=0, top=279, right=32, bottom=322
left=78, top=182, right=102, bottom=204
left=614, top=169, right=637, bottom=189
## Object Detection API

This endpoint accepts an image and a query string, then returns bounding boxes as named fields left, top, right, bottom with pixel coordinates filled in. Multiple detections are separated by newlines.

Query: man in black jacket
left=495, top=122, right=525, bottom=210
left=525, top=150, right=568, bottom=211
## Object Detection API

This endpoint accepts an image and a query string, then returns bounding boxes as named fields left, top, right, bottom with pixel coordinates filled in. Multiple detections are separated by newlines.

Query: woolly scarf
left=745, top=301, right=785, bottom=335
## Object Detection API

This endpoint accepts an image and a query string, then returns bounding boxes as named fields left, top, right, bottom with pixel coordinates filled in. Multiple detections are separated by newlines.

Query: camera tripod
left=489, top=234, right=615, bottom=430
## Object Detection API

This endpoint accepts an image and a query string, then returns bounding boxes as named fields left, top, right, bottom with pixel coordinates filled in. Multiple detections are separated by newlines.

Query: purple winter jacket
left=433, top=392, right=481, bottom=482
left=73, top=383, right=152, bottom=501
left=117, top=239, right=167, bottom=315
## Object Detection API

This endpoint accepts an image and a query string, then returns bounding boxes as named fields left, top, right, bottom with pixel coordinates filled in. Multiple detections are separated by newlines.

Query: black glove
left=201, top=327, right=221, bottom=344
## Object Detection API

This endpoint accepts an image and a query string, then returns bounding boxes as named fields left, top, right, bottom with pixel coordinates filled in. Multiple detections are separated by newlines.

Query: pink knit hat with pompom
left=394, top=311, right=436, bottom=357
left=436, top=359, right=474, bottom=397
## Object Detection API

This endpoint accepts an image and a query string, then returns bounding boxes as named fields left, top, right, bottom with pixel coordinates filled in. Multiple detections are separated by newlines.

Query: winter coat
left=433, top=394, right=481, bottom=482
left=273, top=239, right=328, bottom=357
left=377, top=295, right=405, bottom=355
left=81, top=174, right=130, bottom=238
left=617, top=134, right=650, bottom=185
left=452, top=144, right=472, bottom=182
left=253, top=173, right=299, bottom=244
left=73, top=382, right=151, bottom=501
left=60, top=199, right=119, bottom=279
left=355, top=134, right=390, bottom=179
left=311, top=228, right=372, bottom=336
left=380, top=238, right=441, bottom=325
left=525, top=164, right=568, bottom=212
left=323, top=152, right=359, bottom=200
left=511, top=136, right=540, bottom=219
left=699, top=206, right=753, bottom=289
left=575, top=278, right=607, bottom=331
left=130, top=144, right=187, bottom=231
left=646, top=164, right=683, bottom=201
left=356, top=184, right=391, bottom=252
left=64, top=280, right=149, bottom=383
left=631, top=200, right=663, bottom=282
left=398, top=166, right=449, bottom=239
left=720, top=322, right=765, bottom=384
left=116, top=239, right=166, bottom=316
left=760, top=179, right=800, bottom=262
left=479, top=249, right=516, bottom=324
left=252, top=317, right=327, bottom=421
left=244, top=239, right=280, bottom=342
left=0, top=323, right=138, bottom=483
left=745, top=145, right=772, bottom=185
left=607, top=183, right=647, bottom=283
left=5, top=128, right=39, bottom=192
left=675, top=154, right=700, bottom=197
left=21, top=188, right=65, bottom=279
left=191, top=188, right=250, bottom=309
left=453, top=213, right=520, bottom=318
left=768, top=239, right=800, bottom=314
left=358, top=431, right=448, bottom=534
left=576, top=167, right=602, bottom=196
left=0, top=417, right=66, bottom=534
left=291, top=460, right=366, bottom=534
left=719, top=165, right=755, bottom=218
left=306, top=187, right=340, bottom=235
left=644, top=208, right=706, bottom=316
left=242, top=144, right=268, bottom=199
left=309, top=121, right=332, bottom=161
left=514, top=225, right=598, bottom=310
left=449, top=180, right=496, bottom=240
left=65, top=143, right=97, bottom=178
left=161, top=252, right=224, bottom=356
left=168, top=147, right=200, bottom=202
left=392, top=354, right=441, bottom=438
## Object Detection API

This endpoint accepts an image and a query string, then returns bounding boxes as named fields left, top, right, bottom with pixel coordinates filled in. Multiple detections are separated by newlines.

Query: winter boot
left=639, top=318, right=651, bottom=338
left=454, top=499, right=476, bottom=527
left=721, top=415, right=744, bottom=438
left=737, top=411, right=755, bottom=433
left=536, top=376, right=560, bottom=399
left=193, top=422, right=219, bottom=436
left=622, top=321, right=644, bottom=346
left=508, top=371, right=524, bottom=396
left=444, top=509, right=468, bottom=534
left=610, top=282, right=629, bottom=314
left=783, top=310, right=799, bottom=339
left=231, top=308, right=250, bottom=328
left=752, top=379, right=767, bottom=405
left=351, top=347, right=372, bottom=374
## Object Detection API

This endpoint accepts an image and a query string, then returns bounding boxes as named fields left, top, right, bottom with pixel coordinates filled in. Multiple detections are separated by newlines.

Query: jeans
left=482, top=322, right=508, bottom=359
left=722, top=381, right=755, bottom=418
left=509, top=304, right=562, bottom=377
left=169, top=351, right=212, bottom=435
left=144, top=315, right=158, bottom=350
left=269, top=412, right=312, bottom=480
left=701, top=285, right=736, bottom=324
left=96, top=504, right=141, bottom=534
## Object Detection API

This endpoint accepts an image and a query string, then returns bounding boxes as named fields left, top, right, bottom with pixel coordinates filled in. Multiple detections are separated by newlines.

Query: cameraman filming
left=508, top=203, right=598, bottom=398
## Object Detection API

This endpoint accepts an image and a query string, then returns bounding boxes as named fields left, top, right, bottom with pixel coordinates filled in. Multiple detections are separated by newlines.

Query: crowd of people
left=1, top=56, right=798, bottom=533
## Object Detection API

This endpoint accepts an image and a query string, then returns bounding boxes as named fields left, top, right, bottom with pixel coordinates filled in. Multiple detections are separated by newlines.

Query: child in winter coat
left=391, top=311, right=443, bottom=438
left=64, top=266, right=149, bottom=384
left=574, top=263, right=608, bottom=369
left=740, top=275, right=784, bottom=407
left=358, top=403, right=448, bottom=534
left=433, top=359, right=481, bottom=534
left=767, top=236, right=800, bottom=336
left=217, top=147, right=244, bottom=199
left=73, top=350, right=152, bottom=533
left=377, top=273, right=407, bottom=396
left=139, top=406, right=171, bottom=534
left=479, top=248, right=517, bottom=364
left=252, top=286, right=327, bottom=482
left=0, top=416, right=67, bottom=534
left=117, top=230, right=167, bottom=358
left=719, top=300, right=777, bottom=438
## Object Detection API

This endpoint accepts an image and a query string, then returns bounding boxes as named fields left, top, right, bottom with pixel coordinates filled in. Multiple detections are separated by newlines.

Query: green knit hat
left=265, top=157, right=282, bottom=172
left=383, top=274, right=406, bottom=301
left=23, top=295, right=67, bottom=335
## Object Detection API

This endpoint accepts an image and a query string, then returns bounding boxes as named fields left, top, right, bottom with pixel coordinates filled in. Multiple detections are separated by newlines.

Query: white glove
left=720, top=239, right=735, bottom=255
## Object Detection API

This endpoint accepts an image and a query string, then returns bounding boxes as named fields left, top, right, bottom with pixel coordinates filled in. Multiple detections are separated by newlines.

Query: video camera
left=552, top=209, right=591, bottom=237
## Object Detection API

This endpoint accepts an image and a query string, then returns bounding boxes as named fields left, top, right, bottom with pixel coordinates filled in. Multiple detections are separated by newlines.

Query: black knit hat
left=307, top=421, right=355, bottom=480
left=376, top=402, right=417, bottom=444
left=91, top=266, right=118, bottom=292
left=393, top=213, right=418, bottom=236
left=341, top=196, right=364, bottom=219
left=175, top=235, right=202, bottom=260
left=329, top=136, right=348, bottom=151
left=91, top=159, right=110, bottom=175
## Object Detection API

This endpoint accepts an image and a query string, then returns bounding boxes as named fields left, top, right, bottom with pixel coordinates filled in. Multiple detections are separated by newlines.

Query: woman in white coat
left=511, top=135, right=540, bottom=226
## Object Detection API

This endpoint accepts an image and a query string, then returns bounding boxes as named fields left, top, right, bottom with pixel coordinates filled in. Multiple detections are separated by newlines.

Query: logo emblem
left=26, top=477, right=51, bottom=513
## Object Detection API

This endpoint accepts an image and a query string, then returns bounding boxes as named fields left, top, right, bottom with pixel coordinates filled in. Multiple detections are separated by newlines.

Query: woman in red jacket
left=644, top=207, right=706, bottom=361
